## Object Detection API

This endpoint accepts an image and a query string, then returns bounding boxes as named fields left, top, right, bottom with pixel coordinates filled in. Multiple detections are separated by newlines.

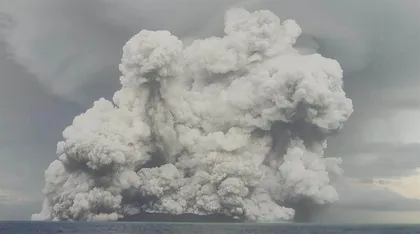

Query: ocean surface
left=1, top=222, right=420, bottom=234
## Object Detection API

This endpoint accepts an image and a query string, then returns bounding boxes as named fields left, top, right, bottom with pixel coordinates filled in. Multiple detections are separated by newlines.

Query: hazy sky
left=0, top=0, right=420, bottom=223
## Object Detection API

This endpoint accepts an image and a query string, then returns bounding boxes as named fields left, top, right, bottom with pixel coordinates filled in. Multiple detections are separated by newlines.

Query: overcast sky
left=0, top=0, right=420, bottom=223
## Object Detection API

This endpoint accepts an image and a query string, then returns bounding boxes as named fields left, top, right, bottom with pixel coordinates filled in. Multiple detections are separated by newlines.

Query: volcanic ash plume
left=32, top=8, right=353, bottom=222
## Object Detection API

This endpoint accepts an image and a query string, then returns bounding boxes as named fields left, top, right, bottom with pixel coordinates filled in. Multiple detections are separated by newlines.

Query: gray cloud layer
left=0, top=0, right=420, bottom=221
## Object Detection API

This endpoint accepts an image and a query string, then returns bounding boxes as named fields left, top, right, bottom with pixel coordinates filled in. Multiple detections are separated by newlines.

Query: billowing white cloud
left=32, top=8, right=352, bottom=222
left=0, top=0, right=419, bottom=222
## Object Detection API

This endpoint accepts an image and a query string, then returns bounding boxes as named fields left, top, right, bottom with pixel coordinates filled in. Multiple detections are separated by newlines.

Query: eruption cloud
left=32, top=8, right=353, bottom=222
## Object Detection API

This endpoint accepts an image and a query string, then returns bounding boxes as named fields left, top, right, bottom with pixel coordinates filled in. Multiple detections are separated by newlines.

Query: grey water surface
left=1, top=222, right=420, bottom=234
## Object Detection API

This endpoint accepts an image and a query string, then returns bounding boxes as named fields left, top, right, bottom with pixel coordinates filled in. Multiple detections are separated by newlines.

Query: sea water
left=1, top=222, right=419, bottom=234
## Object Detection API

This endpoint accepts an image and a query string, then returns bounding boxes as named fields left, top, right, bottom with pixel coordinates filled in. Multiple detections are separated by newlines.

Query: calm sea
left=0, top=222, right=419, bottom=234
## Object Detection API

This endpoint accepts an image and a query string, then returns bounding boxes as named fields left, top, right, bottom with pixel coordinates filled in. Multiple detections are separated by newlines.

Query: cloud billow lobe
left=32, top=8, right=353, bottom=222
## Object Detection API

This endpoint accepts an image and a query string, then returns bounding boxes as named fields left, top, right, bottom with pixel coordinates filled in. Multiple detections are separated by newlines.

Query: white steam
left=32, top=8, right=352, bottom=222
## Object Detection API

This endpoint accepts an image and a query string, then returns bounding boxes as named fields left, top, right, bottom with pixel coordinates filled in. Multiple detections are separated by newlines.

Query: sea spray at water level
left=32, top=8, right=353, bottom=222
